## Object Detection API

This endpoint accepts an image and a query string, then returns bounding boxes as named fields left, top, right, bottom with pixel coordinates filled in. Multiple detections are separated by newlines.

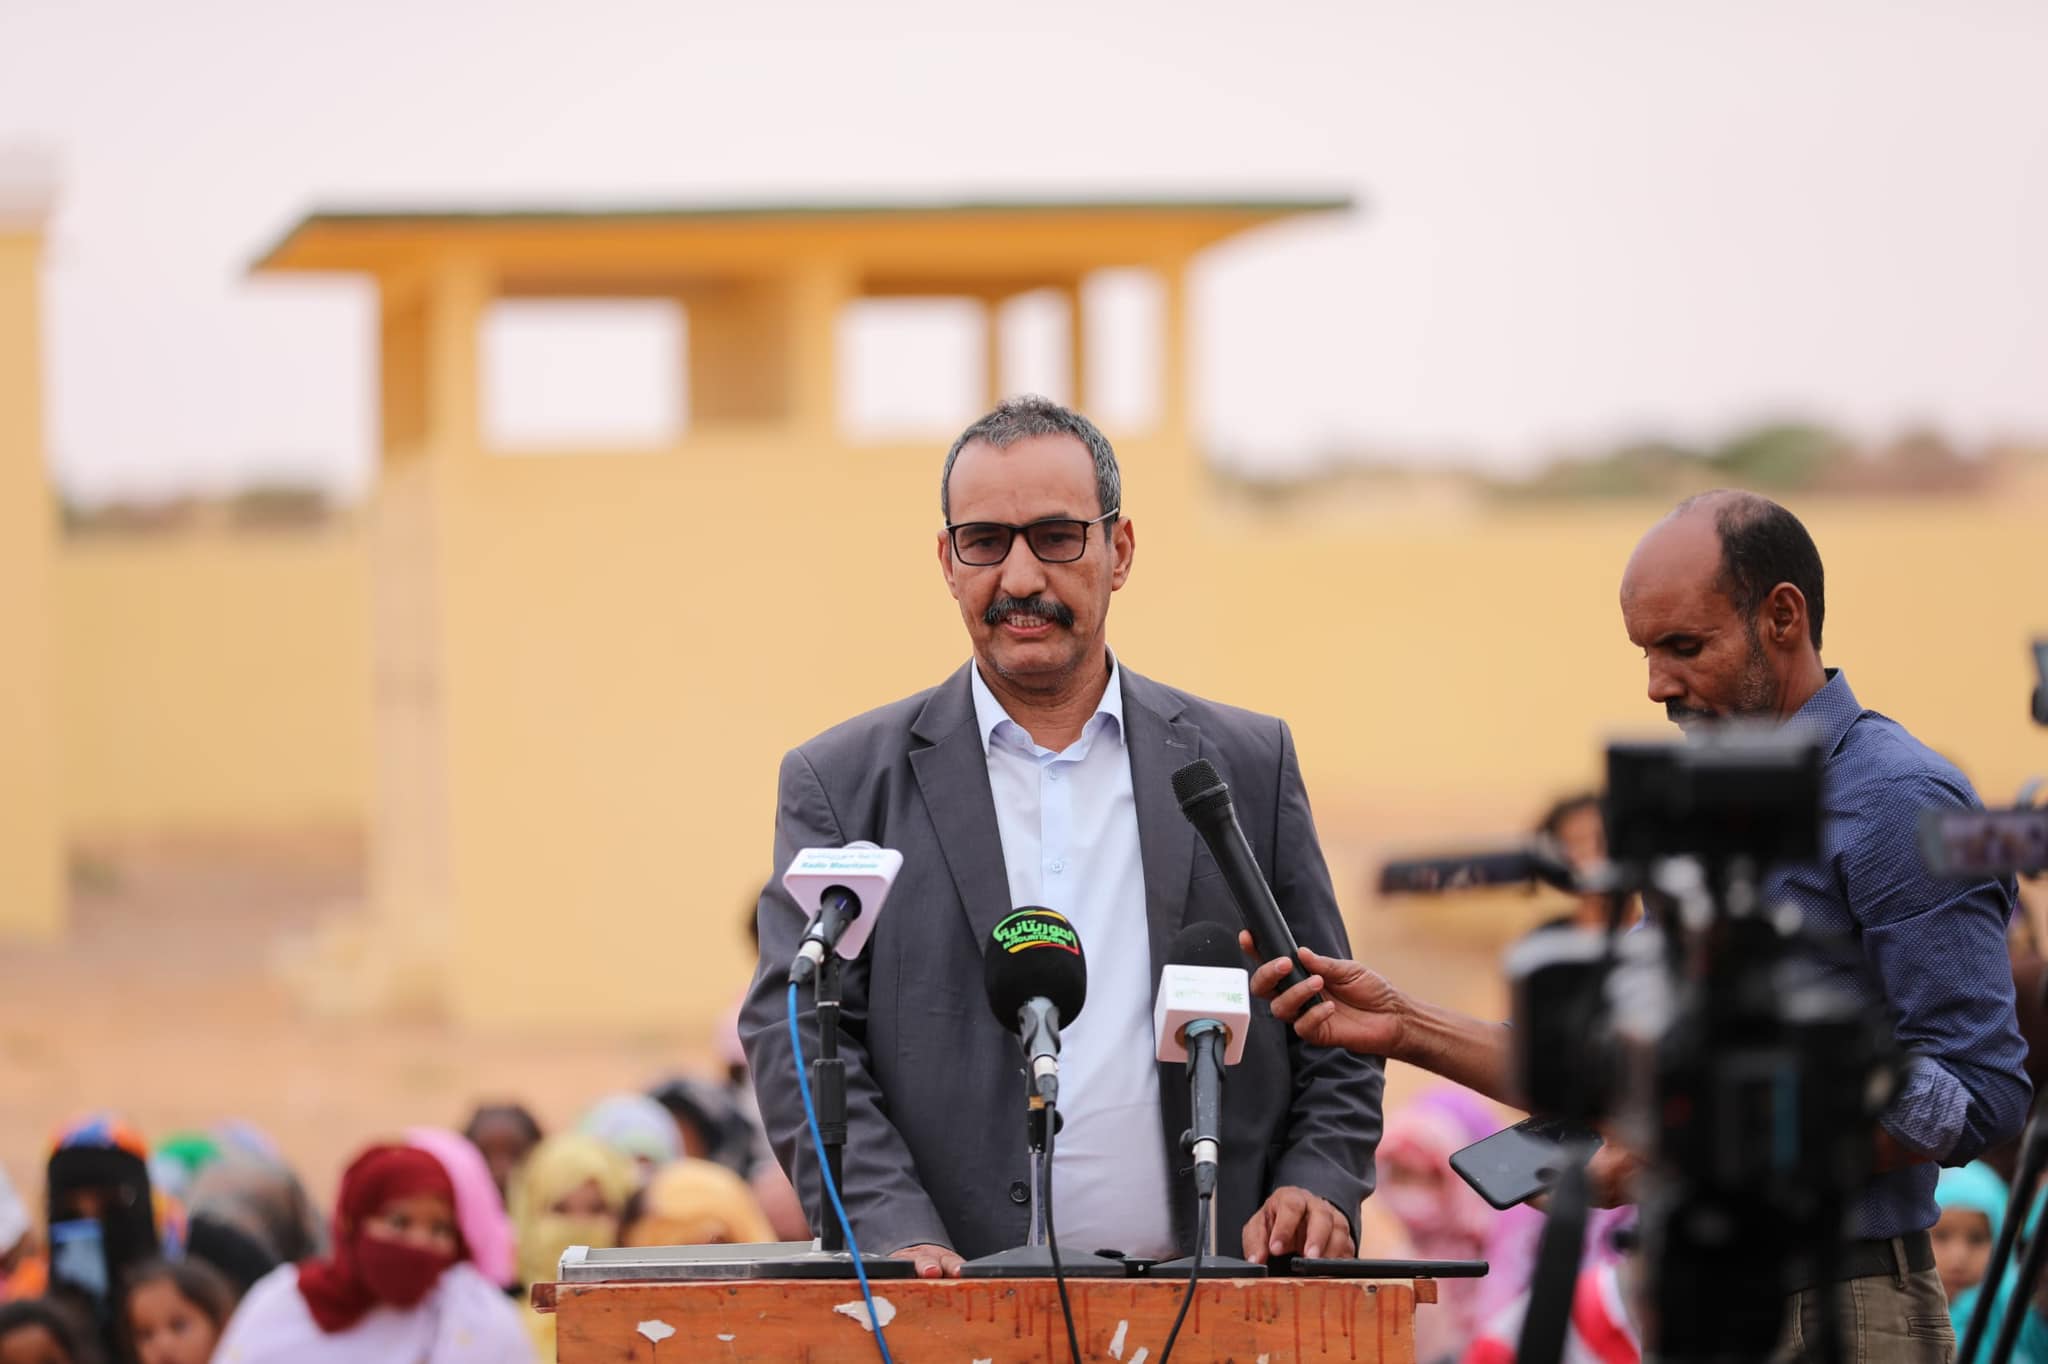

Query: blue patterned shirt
left=1767, top=670, right=2031, bottom=1239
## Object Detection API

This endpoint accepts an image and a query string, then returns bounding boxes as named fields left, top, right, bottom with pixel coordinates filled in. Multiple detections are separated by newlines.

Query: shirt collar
left=968, top=654, right=1124, bottom=756
left=1785, top=668, right=1862, bottom=756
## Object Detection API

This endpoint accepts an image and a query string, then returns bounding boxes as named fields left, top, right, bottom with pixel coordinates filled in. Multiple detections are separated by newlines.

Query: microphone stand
left=814, top=950, right=850, bottom=1255
left=1155, top=1027, right=1265, bottom=1278
left=961, top=1063, right=1124, bottom=1279
left=567, top=940, right=921, bottom=1284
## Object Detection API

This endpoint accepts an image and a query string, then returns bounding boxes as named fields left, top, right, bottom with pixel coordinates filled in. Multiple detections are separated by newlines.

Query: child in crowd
left=1936, top=1163, right=2004, bottom=1318
left=121, top=1260, right=235, bottom=1364
left=210, top=1143, right=529, bottom=1363
left=0, top=1297, right=104, bottom=1364
left=459, top=1108, right=543, bottom=1206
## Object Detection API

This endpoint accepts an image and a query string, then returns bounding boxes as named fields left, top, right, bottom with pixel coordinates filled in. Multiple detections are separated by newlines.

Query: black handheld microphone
left=1170, top=758, right=1324, bottom=1006
left=983, top=908, right=1088, bottom=1106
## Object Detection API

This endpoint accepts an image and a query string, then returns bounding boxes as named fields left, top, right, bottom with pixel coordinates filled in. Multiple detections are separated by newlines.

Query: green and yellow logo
left=992, top=910, right=1081, bottom=955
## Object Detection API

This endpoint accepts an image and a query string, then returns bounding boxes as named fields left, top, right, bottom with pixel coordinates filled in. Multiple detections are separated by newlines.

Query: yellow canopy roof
left=250, top=193, right=1354, bottom=292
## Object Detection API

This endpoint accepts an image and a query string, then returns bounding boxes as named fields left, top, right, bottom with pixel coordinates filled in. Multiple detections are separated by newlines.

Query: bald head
left=1621, top=490, right=1828, bottom=730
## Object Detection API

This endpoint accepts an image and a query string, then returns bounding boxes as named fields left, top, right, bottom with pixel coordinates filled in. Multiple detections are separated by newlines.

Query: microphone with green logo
left=983, top=908, right=1088, bottom=1107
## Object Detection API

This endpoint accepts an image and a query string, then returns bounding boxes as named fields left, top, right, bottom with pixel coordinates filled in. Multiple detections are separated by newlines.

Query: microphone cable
left=1039, top=1104, right=1085, bottom=1364
left=1156, top=1193, right=1208, bottom=1364
left=787, top=983, right=896, bottom=1364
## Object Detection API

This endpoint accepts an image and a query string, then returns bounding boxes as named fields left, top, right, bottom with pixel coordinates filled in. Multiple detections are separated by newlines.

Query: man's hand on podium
left=1242, top=1186, right=1357, bottom=1266
left=891, top=1243, right=965, bottom=1279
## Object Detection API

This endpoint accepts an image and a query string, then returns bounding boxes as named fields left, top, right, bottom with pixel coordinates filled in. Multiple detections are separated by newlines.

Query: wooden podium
left=538, top=1274, right=1434, bottom=1363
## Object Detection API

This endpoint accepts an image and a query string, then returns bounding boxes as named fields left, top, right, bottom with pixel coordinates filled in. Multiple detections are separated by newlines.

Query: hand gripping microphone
left=1154, top=922, right=1252, bottom=1198
left=982, top=908, right=1088, bottom=1107
left=1170, top=758, right=1324, bottom=1006
left=784, top=841, right=903, bottom=985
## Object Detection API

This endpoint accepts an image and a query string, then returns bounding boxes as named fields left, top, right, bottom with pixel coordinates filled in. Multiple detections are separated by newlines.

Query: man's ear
left=1765, top=582, right=1807, bottom=647
left=937, top=529, right=961, bottom=601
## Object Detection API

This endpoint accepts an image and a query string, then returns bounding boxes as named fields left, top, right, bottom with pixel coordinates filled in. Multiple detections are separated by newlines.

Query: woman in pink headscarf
left=1370, top=1088, right=1514, bottom=1364
left=402, top=1128, right=516, bottom=1292
left=1369, top=1087, right=1631, bottom=1364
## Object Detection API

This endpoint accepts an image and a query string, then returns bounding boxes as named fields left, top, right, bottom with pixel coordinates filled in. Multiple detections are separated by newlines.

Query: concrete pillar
left=982, top=294, right=1005, bottom=408
left=786, top=258, right=854, bottom=446
left=1061, top=283, right=1087, bottom=412
left=0, top=151, right=62, bottom=941
left=1158, top=260, right=1191, bottom=445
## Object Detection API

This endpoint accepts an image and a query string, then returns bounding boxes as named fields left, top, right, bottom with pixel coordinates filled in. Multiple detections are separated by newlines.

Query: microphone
left=1154, top=922, right=1251, bottom=1199
left=1170, top=758, right=1323, bottom=1004
left=784, top=841, right=903, bottom=984
left=982, top=908, right=1088, bottom=1106
left=1378, top=843, right=1578, bottom=895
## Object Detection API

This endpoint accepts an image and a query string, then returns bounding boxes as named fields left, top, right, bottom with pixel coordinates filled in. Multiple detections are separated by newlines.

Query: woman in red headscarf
left=211, top=1143, right=530, bottom=1362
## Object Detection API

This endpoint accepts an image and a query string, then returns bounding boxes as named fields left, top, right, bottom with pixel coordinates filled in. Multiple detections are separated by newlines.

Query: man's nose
left=997, top=533, right=1049, bottom=597
left=1646, top=660, right=1685, bottom=704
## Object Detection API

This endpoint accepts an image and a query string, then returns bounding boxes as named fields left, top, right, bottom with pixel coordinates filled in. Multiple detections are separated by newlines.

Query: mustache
left=984, top=595, right=1075, bottom=629
left=1665, top=701, right=1718, bottom=726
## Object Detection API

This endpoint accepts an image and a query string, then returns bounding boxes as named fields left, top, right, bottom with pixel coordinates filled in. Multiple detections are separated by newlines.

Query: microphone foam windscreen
left=984, top=907, right=1088, bottom=1026
left=1170, top=758, right=1225, bottom=809
left=1169, top=920, right=1244, bottom=971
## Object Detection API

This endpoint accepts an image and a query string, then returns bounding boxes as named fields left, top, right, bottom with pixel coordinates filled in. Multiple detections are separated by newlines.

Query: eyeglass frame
left=942, top=509, right=1122, bottom=566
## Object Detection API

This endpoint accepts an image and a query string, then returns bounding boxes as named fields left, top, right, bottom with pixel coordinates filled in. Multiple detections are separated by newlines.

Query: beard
left=1666, top=625, right=1777, bottom=729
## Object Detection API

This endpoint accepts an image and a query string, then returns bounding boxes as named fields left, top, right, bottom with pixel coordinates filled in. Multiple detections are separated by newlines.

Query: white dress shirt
left=969, top=657, right=1177, bottom=1259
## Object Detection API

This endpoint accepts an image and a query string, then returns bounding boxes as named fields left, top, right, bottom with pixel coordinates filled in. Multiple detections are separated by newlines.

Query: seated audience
left=210, top=1143, right=530, bottom=1363
left=575, top=1096, right=681, bottom=1183
left=620, top=1160, right=774, bottom=1249
left=459, top=1107, right=543, bottom=1206
left=508, top=1136, right=636, bottom=1358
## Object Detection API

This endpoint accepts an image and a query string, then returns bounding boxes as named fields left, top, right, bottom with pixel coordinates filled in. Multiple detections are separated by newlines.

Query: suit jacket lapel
left=910, top=663, right=1013, bottom=951
left=1121, top=667, right=1203, bottom=978
left=1122, top=666, right=1205, bottom=1249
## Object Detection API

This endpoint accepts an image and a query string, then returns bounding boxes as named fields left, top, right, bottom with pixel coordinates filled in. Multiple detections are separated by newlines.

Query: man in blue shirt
left=1252, top=490, right=2030, bottom=1361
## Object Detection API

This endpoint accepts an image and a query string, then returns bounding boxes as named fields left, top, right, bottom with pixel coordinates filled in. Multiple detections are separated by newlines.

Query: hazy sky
left=4, top=0, right=2045, bottom=501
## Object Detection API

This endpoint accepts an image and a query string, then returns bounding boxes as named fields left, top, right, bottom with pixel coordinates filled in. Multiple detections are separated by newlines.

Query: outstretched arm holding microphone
left=1241, top=938, right=1646, bottom=1206
left=1246, top=939, right=1519, bottom=1109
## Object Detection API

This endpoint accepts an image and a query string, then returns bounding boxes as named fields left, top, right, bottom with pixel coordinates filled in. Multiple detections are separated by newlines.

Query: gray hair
left=939, top=395, right=1122, bottom=523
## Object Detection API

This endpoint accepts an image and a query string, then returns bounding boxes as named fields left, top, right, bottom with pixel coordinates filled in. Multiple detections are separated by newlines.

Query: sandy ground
left=0, top=828, right=1545, bottom=1207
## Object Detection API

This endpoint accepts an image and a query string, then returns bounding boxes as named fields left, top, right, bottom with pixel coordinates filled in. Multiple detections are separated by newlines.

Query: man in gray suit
left=740, top=396, right=1383, bottom=1278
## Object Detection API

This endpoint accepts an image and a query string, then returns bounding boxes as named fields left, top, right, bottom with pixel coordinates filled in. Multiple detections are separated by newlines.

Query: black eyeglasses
left=944, top=510, right=1120, bottom=566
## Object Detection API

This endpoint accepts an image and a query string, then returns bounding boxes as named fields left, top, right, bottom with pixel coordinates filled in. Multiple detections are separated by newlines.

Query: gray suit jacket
left=739, top=662, right=1384, bottom=1259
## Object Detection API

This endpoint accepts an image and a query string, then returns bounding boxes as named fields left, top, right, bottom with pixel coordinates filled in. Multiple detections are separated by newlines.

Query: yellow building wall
left=427, top=426, right=2048, bottom=1034
left=0, top=226, right=62, bottom=940
left=54, top=528, right=372, bottom=831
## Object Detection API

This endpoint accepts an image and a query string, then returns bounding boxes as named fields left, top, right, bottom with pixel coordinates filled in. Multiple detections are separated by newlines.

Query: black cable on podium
left=1157, top=1195, right=1209, bottom=1364
left=1038, top=1104, right=1084, bottom=1364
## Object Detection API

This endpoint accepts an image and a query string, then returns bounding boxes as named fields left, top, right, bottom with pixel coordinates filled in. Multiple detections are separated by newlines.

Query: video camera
left=1919, top=639, right=2048, bottom=882
left=1383, top=730, right=1903, bottom=1364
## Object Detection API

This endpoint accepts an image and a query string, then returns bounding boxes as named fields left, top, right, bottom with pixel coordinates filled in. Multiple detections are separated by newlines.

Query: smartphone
left=1448, top=1116, right=1598, bottom=1211
left=49, top=1217, right=110, bottom=1309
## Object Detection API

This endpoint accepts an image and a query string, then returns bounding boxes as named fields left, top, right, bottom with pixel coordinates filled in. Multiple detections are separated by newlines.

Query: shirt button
left=1009, top=1180, right=1030, bottom=1204
left=1050, top=860, right=1066, bottom=874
